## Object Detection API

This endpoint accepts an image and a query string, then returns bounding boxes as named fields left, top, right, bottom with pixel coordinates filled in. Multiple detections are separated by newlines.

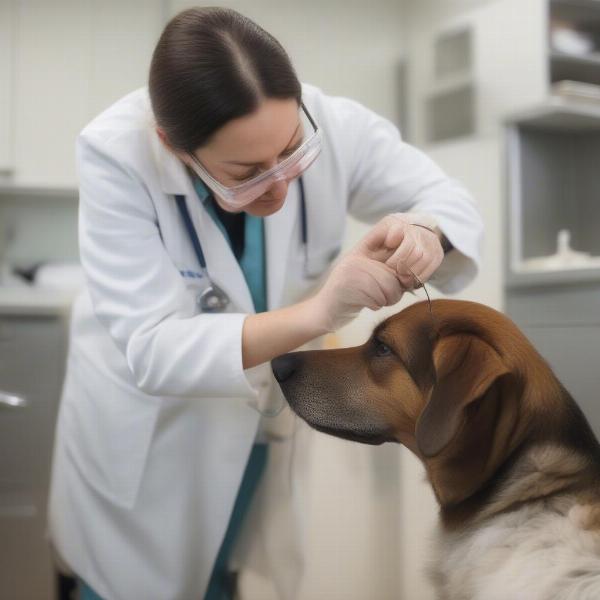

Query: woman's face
left=182, top=98, right=303, bottom=217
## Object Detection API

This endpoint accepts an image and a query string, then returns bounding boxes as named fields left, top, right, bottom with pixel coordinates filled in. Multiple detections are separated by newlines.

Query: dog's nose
left=271, top=353, right=300, bottom=383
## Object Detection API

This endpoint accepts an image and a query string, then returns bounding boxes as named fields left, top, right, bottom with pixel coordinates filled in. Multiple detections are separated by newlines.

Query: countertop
left=0, top=285, right=78, bottom=316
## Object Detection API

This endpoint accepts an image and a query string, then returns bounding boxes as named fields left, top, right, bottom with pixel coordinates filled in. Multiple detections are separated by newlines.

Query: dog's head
left=272, top=299, right=585, bottom=507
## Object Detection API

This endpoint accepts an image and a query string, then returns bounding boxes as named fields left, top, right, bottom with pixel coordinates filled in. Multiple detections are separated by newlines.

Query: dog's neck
left=437, top=441, right=597, bottom=530
left=431, top=397, right=600, bottom=531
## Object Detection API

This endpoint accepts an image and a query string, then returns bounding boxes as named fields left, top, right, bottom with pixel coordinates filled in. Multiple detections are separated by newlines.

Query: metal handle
left=0, top=391, right=28, bottom=409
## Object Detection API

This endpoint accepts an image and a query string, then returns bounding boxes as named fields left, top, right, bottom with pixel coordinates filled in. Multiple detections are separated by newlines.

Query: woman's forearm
left=241, top=297, right=328, bottom=369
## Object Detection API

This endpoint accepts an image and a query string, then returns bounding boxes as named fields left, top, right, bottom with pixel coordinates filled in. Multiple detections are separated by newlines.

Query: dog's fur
left=271, top=300, right=600, bottom=599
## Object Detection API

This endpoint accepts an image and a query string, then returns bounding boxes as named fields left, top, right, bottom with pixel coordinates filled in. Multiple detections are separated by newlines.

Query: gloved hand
left=376, top=213, right=444, bottom=289
left=309, top=250, right=405, bottom=332
left=309, top=213, right=444, bottom=332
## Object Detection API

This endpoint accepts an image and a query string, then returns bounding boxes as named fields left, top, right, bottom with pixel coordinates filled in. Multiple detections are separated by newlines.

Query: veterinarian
left=48, top=7, right=483, bottom=600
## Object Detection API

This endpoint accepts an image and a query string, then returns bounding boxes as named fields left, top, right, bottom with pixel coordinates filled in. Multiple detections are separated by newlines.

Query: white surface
left=34, top=262, right=84, bottom=292
left=0, top=285, right=76, bottom=315
left=0, top=185, right=77, bottom=198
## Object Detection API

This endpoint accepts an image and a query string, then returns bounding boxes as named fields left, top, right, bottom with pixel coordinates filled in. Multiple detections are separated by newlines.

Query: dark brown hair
left=149, top=7, right=302, bottom=152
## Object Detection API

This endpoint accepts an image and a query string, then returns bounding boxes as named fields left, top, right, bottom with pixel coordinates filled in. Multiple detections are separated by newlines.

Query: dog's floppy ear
left=415, top=334, right=510, bottom=458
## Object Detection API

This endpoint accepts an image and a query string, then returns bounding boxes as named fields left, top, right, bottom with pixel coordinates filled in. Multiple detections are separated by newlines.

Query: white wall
left=168, top=0, right=407, bottom=123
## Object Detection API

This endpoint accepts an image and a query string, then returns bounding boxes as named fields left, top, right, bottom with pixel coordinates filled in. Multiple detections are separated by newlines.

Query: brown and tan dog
left=272, top=299, right=600, bottom=599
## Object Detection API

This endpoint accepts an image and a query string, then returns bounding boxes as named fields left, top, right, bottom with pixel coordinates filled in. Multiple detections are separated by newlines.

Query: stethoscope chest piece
left=198, top=283, right=230, bottom=313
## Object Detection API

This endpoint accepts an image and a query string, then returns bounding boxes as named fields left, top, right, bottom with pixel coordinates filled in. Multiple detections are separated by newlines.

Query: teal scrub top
left=193, top=178, right=267, bottom=313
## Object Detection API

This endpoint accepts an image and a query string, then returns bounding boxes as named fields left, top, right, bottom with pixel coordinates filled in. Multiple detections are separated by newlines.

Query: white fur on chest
left=431, top=499, right=600, bottom=600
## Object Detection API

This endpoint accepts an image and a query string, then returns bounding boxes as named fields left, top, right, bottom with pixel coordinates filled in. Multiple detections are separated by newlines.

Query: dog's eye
left=374, top=339, right=393, bottom=357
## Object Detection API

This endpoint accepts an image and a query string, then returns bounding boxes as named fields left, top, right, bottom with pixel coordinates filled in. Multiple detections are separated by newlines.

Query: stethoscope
left=175, top=176, right=308, bottom=313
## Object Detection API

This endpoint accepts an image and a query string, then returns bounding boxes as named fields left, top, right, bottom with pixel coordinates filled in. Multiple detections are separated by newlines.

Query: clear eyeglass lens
left=222, top=109, right=312, bottom=187
left=190, top=104, right=321, bottom=207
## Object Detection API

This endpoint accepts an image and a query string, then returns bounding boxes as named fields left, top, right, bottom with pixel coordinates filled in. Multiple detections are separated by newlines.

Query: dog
left=271, top=299, right=600, bottom=600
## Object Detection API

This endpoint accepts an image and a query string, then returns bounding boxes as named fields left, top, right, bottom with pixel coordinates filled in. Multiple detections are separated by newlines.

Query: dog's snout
left=271, top=353, right=300, bottom=383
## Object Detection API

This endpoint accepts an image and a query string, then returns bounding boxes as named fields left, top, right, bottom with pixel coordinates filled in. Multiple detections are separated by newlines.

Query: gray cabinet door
left=0, top=315, right=67, bottom=600
left=521, top=324, right=600, bottom=438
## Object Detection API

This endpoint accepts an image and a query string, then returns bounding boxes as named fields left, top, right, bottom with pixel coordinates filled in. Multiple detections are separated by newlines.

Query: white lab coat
left=48, top=83, right=482, bottom=600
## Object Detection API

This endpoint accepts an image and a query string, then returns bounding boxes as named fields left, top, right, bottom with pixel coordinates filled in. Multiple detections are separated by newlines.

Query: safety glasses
left=188, top=103, right=322, bottom=209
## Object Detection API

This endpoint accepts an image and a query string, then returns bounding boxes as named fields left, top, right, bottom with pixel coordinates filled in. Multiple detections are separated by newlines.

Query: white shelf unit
left=505, top=102, right=600, bottom=288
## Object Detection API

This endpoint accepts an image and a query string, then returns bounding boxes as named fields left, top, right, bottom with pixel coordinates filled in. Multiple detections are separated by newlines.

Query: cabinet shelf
left=505, top=99, right=600, bottom=131
left=551, top=51, right=600, bottom=86
left=551, top=50, right=600, bottom=67
left=506, top=267, right=600, bottom=289
left=0, top=185, right=78, bottom=200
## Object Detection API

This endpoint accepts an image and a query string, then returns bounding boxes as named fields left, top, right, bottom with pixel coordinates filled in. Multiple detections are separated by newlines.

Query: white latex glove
left=309, top=213, right=444, bottom=332
left=310, top=251, right=405, bottom=332
left=381, top=213, right=445, bottom=289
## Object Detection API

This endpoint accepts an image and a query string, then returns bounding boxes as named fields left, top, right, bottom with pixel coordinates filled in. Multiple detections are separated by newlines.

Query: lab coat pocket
left=63, top=354, right=161, bottom=509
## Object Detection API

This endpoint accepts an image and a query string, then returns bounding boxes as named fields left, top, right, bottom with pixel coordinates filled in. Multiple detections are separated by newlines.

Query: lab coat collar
left=150, top=126, right=191, bottom=196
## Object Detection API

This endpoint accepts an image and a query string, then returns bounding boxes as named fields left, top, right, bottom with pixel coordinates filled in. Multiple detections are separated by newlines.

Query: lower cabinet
left=522, top=324, right=600, bottom=438
left=506, top=283, right=600, bottom=438
left=0, top=314, right=68, bottom=600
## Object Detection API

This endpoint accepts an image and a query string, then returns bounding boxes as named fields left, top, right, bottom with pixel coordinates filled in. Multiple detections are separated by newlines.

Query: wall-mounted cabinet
left=2, top=0, right=164, bottom=190
left=11, top=0, right=91, bottom=189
